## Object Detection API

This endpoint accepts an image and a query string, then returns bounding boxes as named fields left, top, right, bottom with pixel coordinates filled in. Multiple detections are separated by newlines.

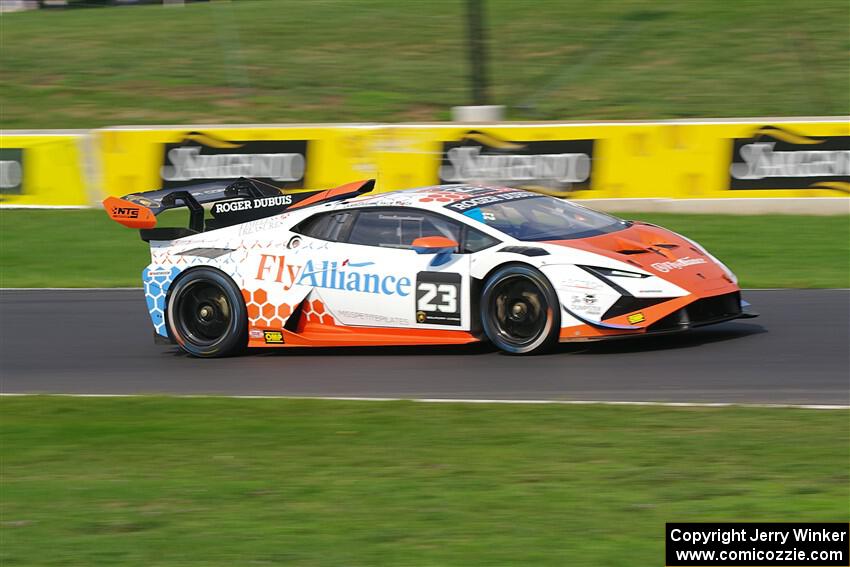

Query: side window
left=347, top=209, right=462, bottom=250
left=464, top=227, right=500, bottom=253
left=293, top=212, right=353, bottom=241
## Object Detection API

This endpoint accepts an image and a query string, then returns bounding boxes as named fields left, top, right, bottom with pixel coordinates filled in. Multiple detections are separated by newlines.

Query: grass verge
left=1, top=397, right=848, bottom=566
left=1, top=0, right=848, bottom=128
left=1, top=209, right=848, bottom=288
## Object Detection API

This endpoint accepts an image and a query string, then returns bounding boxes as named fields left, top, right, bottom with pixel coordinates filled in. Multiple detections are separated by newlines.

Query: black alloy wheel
left=480, top=264, right=560, bottom=354
left=166, top=267, right=247, bottom=358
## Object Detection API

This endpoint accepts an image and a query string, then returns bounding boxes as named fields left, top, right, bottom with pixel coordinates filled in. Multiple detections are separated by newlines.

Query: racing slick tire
left=166, top=267, right=248, bottom=358
left=480, top=264, right=560, bottom=355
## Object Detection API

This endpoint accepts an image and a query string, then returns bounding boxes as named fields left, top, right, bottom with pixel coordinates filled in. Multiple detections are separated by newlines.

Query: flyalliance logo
left=160, top=132, right=308, bottom=190
left=439, top=130, right=594, bottom=194
left=256, top=254, right=412, bottom=296
left=730, top=125, right=850, bottom=193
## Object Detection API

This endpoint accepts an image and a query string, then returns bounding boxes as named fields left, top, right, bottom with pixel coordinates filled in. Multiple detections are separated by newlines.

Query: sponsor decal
left=249, top=329, right=264, bottom=339
left=0, top=148, right=24, bottom=195
left=415, top=272, right=461, bottom=326
left=160, top=131, right=308, bottom=190
left=729, top=126, right=850, bottom=192
left=651, top=257, right=707, bottom=273
left=559, top=277, right=605, bottom=291
left=255, top=254, right=412, bottom=296
left=237, top=214, right=291, bottom=237
left=627, top=312, right=646, bottom=324
left=110, top=206, right=140, bottom=219
left=212, top=195, right=293, bottom=215
left=338, top=310, right=411, bottom=326
left=263, top=330, right=284, bottom=344
left=439, top=130, right=594, bottom=193
left=439, top=186, right=537, bottom=212
left=569, top=294, right=601, bottom=315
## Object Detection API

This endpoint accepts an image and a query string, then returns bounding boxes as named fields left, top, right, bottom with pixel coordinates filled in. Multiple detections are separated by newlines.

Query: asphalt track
left=0, top=289, right=847, bottom=405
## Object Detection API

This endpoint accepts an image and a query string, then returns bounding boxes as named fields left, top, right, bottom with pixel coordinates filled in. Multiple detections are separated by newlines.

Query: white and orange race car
left=105, top=179, right=757, bottom=357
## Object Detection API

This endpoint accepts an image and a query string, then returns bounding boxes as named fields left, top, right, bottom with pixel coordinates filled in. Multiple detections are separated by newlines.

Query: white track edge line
left=0, top=393, right=846, bottom=410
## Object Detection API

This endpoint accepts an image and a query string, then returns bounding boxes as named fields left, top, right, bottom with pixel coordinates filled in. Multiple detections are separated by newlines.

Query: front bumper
left=559, top=291, right=758, bottom=342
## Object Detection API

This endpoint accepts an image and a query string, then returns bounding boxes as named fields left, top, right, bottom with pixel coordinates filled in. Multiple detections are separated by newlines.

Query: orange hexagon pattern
left=241, top=289, right=338, bottom=331
left=302, top=299, right=337, bottom=326
left=241, top=287, right=296, bottom=329
left=418, top=189, right=464, bottom=203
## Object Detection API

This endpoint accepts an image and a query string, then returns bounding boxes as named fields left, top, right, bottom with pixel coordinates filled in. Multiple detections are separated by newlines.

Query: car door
left=302, top=207, right=474, bottom=331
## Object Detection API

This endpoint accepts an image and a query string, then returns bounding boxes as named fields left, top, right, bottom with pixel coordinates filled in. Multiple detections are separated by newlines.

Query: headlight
left=582, top=266, right=650, bottom=279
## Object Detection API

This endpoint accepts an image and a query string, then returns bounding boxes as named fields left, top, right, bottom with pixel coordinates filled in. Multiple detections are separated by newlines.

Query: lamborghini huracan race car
left=105, top=178, right=757, bottom=357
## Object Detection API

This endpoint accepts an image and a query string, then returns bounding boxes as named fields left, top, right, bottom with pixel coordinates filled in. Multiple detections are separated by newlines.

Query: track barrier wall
left=0, top=130, right=92, bottom=207
left=2, top=118, right=848, bottom=211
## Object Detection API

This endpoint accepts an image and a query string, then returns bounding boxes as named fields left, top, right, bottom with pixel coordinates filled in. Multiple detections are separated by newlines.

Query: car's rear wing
left=104, top=177, right=375, bottom=241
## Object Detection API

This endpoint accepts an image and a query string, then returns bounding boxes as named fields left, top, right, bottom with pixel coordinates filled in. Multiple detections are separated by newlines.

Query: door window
left=293, top=211, right=354, bottom=241
left=347, top=209, right=462, bottom=250
left=297, top=207, right=500, bottom=253
left=462, top=227, right=499, bottom=253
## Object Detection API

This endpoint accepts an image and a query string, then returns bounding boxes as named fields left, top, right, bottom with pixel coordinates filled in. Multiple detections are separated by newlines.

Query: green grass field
left=1, top=397, right=847, bottom=566
left=0, top=209, right=847, bottom=288
left=1, top=0, right=847, bottom=128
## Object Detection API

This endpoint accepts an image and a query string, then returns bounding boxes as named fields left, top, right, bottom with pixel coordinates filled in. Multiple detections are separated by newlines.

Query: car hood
left=543, top=222, right=738, bottom=295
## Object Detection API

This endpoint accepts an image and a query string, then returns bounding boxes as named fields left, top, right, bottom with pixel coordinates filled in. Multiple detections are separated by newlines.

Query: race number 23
left=417, top=282, right=457, bottom=313
left=415, top=272, right=462, bottom=326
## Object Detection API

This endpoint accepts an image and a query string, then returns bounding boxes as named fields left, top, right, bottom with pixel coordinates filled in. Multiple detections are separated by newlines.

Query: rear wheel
left=166, top=268, right=247, bottom=358
left=480, top=265, right=560, bottom=355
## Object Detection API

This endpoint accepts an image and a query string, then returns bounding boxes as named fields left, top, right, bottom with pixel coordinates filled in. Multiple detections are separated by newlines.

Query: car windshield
left=462, top=195, right=629, bottom=241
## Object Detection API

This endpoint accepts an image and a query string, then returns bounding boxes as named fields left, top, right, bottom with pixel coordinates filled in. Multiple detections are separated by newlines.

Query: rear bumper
left=153, top=331, right=175, bottom=345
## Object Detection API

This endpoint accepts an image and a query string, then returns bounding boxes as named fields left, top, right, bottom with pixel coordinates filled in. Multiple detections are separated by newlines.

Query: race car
left=104, top=178, right=757, bottom=357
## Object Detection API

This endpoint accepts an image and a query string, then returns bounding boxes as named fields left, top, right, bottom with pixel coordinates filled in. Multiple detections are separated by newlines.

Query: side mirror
left=411, top=236, right=458, bottom=254
left=411, top=236, right=458, bottom=267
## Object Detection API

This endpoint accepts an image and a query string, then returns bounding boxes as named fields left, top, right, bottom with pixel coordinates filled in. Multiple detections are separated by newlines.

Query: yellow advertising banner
left=94, top=125, right=379, bottom=198
left=0, top=131, right=91, bottom=207
left=369, top=119, right=850, bottom=198
left=7, top=118, right=848, bottom=206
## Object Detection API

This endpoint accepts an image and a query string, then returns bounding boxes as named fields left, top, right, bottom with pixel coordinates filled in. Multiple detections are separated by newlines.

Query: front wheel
left=480, top=265, right=560, bottom=355
left=166, top=267, right=247, bottom=358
